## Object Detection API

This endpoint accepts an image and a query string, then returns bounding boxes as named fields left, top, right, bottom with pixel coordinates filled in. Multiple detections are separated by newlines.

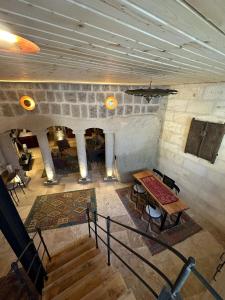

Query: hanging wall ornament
left=125, top=81, right=178, bottom=103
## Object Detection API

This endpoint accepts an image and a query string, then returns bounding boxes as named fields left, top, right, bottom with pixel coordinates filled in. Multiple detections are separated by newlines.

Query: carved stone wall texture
left=0, top=83, right=161, bottom=118
left=158, top=82, right=225, bottom=247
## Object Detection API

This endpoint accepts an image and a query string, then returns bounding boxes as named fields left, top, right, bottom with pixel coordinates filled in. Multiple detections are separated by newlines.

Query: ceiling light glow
left=0, top=30, right=17, bottom=43
left=0, top=30, right=40, bottom=54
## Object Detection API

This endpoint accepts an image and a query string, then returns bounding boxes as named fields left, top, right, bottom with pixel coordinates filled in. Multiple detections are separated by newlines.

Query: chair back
left=173, top=184, right=180, bottom=195
left=163, top=175, right=175, bottom=189
left=152, top=168, right=163, bottom=179
left=163, top=175, right=180, bottom=195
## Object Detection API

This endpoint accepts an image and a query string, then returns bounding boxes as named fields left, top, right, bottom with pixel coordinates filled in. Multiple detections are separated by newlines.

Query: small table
left=133, top=170, right=189, bottom=231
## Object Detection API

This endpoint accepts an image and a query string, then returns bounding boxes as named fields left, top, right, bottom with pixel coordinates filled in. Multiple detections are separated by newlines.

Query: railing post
left=171, top=257, right=195, bottom=297
left=94, top=211, right=98, bottom=249
left=86, top=208, right=91, bottom=238
left=36, top=227, right=51, bottom=261
left=106, top=216, right=111, bottom=266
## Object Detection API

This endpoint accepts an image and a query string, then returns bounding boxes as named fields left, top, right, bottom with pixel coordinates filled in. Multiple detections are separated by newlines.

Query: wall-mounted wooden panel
left=185, top=118, right=225, bottom=163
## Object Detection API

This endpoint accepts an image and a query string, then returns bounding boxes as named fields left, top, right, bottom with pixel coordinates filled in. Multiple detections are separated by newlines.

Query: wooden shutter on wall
left=185, top=118, right=225, bottom=163
left=199, top=122, right=225, bottom=163
left=184, top=119, right=206, bottom=156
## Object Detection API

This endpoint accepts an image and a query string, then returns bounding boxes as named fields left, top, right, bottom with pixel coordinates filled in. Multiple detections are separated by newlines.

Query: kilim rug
left=24, top=189, right=97, bottom=233
left=116, top=187, right=202, bottom=255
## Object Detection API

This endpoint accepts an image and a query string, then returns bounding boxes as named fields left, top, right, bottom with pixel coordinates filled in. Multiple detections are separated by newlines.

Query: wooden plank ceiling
left=0, top=0, right=225, bottom=84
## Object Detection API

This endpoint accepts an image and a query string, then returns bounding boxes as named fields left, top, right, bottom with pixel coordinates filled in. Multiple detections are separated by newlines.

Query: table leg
left=175, top=212, right=182, bottom=226
left=160, top=212, right=168, bottom=231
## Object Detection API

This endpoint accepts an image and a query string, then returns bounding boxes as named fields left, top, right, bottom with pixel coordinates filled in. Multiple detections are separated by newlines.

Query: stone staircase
left=42, top=235, right=136, bottom=300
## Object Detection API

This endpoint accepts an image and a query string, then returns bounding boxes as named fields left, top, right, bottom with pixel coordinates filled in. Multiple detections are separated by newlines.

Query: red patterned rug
left=116, top=187, right=202, bottom=255
left=25, top=189, right=96, bottom=233
left=140, top=175, right=178, bottom=204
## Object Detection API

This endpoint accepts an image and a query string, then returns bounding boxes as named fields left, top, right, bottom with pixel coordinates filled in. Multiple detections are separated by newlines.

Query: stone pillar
left=74, top=130, right=90, bottom=183
left=0, top=146, right=6, bottom=168
left=33, top=129, right=57, bottom=183
left=104, top=131, right=116, bottom=180
left=0, top=132, right=29, bottom=184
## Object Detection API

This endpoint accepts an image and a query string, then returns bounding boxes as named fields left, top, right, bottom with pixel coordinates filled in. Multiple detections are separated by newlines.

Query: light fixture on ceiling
left=125, top=81, right=178, bottom=103
left=19, top=96, right=36, bottom=111
left=104, top=96, right=118, bottom=110
left=0, top=30, right=40, bottom=54
left=0, top=30, right=17, bottom=43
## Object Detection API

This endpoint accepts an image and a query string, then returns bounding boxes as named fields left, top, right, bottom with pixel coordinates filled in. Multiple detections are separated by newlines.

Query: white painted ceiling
left=0, top=0, right=225, bottom=84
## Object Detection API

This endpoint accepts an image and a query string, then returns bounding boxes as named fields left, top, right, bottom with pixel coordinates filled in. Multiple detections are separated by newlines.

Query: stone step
left=80, top=271, right=128, bottom=300
left=46, top=247, right=100, bottom=285
left=43, top=253, right=105, bottom=300
left=118, top=289, right=136, bottom=300
left=52, top=265, right=116, bottom=300
left=49, top=235, right=90, bottom=259
left=46, top=237, right=95, bottom=273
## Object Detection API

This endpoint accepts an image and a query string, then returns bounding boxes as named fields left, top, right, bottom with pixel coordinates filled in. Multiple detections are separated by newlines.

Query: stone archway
left=45, top=126, right=80, bottom=180
left=0, top=128, right=41, bottom=185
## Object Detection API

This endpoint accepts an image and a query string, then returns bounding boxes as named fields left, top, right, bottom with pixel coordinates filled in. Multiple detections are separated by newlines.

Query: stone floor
left=0, top=147, right=224, bottom=299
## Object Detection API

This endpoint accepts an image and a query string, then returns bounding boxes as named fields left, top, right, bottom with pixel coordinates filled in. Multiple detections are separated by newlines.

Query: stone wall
left=0, top=81, right=165, bottom=183
left=0, top=82, right=160, bottom=118
left=115, top=116, right=160, bottom=182
left=158, top=82, right=225, bottom=247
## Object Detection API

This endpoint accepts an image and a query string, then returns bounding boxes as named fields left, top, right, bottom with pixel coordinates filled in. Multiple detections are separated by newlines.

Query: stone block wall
left=0, top=82, right=161, bottom=118
left=158, top=82, right=225, bottom=247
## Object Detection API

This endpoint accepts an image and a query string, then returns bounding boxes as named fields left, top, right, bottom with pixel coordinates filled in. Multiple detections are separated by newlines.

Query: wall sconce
left=19, top=95, right=36, bottom=111
left=104, top=96, right=118, bottom=110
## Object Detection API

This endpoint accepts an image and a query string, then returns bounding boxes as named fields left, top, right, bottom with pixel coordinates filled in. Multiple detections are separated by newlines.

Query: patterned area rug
left=116, top=187, right=202, bottom=255
left=24, top=189, right=96, bottom=233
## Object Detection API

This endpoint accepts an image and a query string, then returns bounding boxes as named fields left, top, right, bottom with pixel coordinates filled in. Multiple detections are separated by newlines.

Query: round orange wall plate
left=104, top=96, right=118, bottom=110
left=19, top=96, right=36, bottom=111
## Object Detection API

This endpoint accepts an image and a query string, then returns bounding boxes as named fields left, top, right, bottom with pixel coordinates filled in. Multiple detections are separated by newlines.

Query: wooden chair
left=163, top=174, right=175, bottom=189
left=163, top=175, right=180, bottom=195
left=130, top=183, right=147, bottom=210
left=152, top=168, right=163, bottom=180
left=173, top=184, right=180, bottom=195
left=7, top=182, right=20, bottom=206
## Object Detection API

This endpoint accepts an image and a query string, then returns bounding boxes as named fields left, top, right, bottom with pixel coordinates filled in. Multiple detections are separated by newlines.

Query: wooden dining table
left=133, top=170, right=189, bottom=231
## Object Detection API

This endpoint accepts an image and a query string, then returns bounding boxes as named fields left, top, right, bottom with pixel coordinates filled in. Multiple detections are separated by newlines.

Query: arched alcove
left=44, top=126, right=81, bottom=179
left=2, top=128, right=44, bottom=182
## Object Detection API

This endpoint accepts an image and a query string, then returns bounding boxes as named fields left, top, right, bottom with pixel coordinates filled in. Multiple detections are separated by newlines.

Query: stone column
left=0, top=146, right=6, bottom=168
left=104, top=131, right=116, bottom=180
left=33, top=129, right=57, bottom=183
left=74, top=130, right=90, bottom=183
left=0, top=132, right=29, bottom=184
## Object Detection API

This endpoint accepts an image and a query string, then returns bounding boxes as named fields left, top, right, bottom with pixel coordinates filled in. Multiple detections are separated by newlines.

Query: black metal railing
left=86, top=208, right=223, bottom=300
left=10, top=227, right=51, bottom=299
left=213, top=252, right=225, bottom=281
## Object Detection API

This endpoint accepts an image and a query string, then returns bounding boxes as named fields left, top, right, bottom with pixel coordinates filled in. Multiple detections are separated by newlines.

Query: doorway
left=45, top=126, right=80, bottom=178
left=85, top=128, right=105, bottom=181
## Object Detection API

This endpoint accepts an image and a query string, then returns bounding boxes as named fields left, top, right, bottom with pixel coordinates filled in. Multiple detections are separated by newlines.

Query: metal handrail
left=87, top=209, right=223, bottom=300
left=95, top=221, right=173, bottom=288
left=89, top=225, right=159, bottom=298
left=11, top=227, right=51, bottom=297
left=96, top=212, right=188, bottom=262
